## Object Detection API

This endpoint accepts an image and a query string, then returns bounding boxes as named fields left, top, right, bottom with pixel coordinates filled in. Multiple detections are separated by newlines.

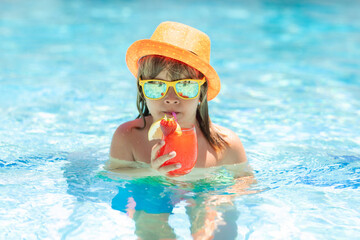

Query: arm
left=218, top=127, right=248, bottom=166
left=210, top=127, right=257, bottom=201
left=106, top=123, right=135, bottom=170
left=105, top=123, right=180, bottom=177
left=105, top=124, right=158, bottom=177
left=104, top=158, right=159, bottom=177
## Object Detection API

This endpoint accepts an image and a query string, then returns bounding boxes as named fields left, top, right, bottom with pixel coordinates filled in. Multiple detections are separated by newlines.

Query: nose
left=164, top=87, right=180, bottom=104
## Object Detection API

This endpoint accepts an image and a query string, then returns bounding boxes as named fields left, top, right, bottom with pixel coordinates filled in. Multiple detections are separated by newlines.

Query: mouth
left=163, top=111, right=180, bottom=117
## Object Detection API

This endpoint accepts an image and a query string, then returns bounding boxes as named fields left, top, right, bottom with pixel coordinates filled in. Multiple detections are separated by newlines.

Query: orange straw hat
left=126, top=21, right=220, bottom=101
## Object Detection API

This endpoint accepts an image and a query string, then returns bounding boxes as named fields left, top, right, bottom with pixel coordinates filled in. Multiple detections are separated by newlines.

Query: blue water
left=1, top=0, right=360, bottom=239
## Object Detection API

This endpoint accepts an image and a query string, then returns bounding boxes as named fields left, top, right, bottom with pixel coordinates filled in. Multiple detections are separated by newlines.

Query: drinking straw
left=171, top=112, right=177, bottom=121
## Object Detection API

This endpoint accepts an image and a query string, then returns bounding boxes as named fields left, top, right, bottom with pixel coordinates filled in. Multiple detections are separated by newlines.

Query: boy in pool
left=106, top=21, right=249, bottom=178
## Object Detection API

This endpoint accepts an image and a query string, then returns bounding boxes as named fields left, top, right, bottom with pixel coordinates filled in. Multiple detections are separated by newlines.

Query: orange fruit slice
left=148, top=119, right=163, bottom=141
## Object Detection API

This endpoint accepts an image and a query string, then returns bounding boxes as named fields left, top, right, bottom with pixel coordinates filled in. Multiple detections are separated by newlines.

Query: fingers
left=151, top=140, right=182, bottom=176
left=151, top=140, right=165, bottom=161
left=152, top=150, right=176, bottom=169
left=160, top=162, right=182, bottom=175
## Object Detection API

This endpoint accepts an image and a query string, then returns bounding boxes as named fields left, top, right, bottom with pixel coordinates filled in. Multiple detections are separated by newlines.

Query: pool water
left=1, top=0, right=360, bottom=239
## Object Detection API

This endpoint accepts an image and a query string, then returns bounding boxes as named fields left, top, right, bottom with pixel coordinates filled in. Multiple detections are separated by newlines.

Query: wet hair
left=135, top=55, right=228, bottom=153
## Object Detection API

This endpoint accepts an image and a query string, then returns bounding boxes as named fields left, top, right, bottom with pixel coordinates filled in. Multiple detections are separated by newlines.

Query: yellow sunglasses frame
left=139, top=77, right=206, bottom=100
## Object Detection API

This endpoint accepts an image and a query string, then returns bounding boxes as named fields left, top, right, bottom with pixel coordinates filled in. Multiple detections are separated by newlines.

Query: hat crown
left=151, top=22, right=211, bottom=63
left=125, top=21, right=220, bottom=101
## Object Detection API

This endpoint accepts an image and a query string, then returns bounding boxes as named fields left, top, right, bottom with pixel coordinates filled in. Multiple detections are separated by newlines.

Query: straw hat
left=126, top=21, right=220, bottom=101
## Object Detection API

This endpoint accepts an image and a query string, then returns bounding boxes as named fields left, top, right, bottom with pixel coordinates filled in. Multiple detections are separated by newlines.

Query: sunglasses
left=139, top=77, right=206, bottom=100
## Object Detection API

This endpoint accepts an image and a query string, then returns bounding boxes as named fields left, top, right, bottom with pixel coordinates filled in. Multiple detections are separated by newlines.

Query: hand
left=151, top=140, right=181, bottom=176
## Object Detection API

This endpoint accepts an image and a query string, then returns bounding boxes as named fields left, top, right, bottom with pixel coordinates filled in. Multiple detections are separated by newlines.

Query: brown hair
left=135, top=55, right=228, bottom=153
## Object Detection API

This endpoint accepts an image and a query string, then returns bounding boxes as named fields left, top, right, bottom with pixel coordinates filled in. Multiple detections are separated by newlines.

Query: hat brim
left=126, top=39, right=220, bottom=101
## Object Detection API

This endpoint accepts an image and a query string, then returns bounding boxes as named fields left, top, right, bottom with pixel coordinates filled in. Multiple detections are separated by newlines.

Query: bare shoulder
left=109, top=117, right=150, bottom=165
left=114, top=118, right=147, bottom=136
left=212, top=123, right=242, bottom=146
left=212, top=123, right=247, bottom=165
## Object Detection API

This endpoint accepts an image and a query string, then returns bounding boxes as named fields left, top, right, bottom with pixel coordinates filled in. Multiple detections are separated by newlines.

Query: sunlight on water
left=1, top=0, right=360, bottom=239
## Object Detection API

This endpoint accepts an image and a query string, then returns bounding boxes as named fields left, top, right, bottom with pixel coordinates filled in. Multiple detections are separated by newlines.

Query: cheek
left=145, top=99, right=160, bottom=115
left=145, top=99, right=155, bottom=110
left=184, top=99, right=200, bottom=111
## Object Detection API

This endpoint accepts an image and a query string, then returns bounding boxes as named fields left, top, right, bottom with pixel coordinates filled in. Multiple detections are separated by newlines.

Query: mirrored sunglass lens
left=144, top=81, right=167, bottom=99
left=176, top=81, right=199, bottom=98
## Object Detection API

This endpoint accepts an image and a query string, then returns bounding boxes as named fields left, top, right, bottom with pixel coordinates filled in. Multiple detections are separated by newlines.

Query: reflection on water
left=99, top=169, right=258, bottom=239
left=62, top=151, right=259, bottom=239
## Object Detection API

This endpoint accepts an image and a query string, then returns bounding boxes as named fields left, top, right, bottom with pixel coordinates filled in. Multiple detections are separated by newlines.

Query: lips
left=163, top=111, right=180, bottom=116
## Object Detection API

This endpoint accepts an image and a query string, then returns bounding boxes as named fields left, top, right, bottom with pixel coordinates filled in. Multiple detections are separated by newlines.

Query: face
left=145, top=69, right=200, bottom=126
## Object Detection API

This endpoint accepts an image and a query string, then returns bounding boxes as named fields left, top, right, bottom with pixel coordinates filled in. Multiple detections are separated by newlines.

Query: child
left=106, top=21, right=249, bottom=178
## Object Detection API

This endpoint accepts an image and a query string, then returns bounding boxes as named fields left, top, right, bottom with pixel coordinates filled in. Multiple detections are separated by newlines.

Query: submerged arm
left=104, top=157, right=160, bottom=178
